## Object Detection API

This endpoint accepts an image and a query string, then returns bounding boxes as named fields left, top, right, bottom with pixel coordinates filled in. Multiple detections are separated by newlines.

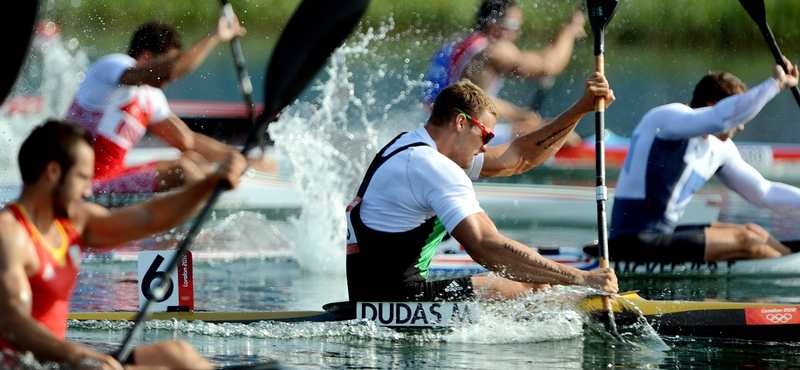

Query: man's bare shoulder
left=0, top=209, right=31, bottom=259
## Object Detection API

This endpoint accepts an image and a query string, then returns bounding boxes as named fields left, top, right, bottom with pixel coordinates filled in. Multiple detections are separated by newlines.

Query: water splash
left=268, top=19, right=429, bottom=274
left=196, top=211, right=294, bottom=256
left=65, top=286, right=604, bottom=345
left=0, top=22, right=88, bottom=185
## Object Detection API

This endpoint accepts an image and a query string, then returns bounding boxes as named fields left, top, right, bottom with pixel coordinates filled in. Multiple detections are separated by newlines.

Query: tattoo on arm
left=502, top=243, right=578, bottom=283
left=534, top=124, right=576, bottom=149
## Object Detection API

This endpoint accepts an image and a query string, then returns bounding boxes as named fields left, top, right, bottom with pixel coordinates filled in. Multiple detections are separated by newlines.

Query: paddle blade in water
left=2, top=0, right=38, bottom=104
left=579, top=292, right=671, bottom=351
left=259, top=0, right=370, bottom=124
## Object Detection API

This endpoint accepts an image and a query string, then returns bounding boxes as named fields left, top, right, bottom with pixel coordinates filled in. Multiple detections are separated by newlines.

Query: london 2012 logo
left=765, top=313, right=793, bottom=323
left=745, top=307, right=800, bottom=326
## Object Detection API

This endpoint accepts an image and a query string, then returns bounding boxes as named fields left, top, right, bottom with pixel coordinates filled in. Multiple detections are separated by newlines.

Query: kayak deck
left=70, top=292, right=800, bottom=342
left=581, top=291, right=800, bottom=342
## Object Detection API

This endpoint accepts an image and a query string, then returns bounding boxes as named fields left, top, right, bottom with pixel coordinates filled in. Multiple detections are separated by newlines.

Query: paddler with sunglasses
left=346, top=74, right=615, bottom=303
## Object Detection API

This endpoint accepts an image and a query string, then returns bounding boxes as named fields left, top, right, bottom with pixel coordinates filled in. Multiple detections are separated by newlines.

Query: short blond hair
left=429, top=79, right=497, bottom=127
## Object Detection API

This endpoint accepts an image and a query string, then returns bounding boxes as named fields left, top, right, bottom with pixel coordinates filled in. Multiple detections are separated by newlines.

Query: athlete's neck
left=17, top=185, right=59, bottom=235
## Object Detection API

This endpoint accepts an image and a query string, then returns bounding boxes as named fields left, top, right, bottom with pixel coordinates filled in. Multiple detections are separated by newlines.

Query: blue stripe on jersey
left=611, top=138, right=690, bottom=237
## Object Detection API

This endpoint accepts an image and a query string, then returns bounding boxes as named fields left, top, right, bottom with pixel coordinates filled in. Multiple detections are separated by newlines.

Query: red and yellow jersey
left=0, top=203, right=84, bottom=352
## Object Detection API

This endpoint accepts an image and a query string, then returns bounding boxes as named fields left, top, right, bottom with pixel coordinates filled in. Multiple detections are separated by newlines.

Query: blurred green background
left=43, top=0, right=800, bottom=55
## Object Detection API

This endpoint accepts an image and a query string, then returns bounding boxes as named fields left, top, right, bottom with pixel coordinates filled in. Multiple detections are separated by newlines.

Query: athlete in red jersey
left=0, top=203, right=82, bottom=349
left=0, top=120, right=246, bottom=369
left=64, top=12, right=261, bottom=194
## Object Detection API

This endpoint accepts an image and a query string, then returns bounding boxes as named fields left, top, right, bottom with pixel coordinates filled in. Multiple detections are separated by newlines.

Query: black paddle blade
left=259, top=0, right=370, bottom=124
left=600, top=309, right=631, bottom=346
left=586, top=0, right=620, bottom=32
left=738, top=0, right=766, bottom=24
left=738, top=0, right=800, bottom=108
left=1, top=0, right=39, bottom=104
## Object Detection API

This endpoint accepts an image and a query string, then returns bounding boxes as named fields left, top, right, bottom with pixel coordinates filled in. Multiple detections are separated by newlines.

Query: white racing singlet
left=610, top=78, right=800, bottom=237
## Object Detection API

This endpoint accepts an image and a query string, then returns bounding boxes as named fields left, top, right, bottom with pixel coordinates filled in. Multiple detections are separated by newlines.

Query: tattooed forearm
left=501, top=243, right=531, bottom=259
left=534, top=124, right=577, bottom=149
left=501, top=243, right=578, bottom=283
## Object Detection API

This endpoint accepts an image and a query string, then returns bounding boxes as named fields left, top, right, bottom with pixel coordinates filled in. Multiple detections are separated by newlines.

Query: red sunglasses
left=454, top=107, right=494, bottom=145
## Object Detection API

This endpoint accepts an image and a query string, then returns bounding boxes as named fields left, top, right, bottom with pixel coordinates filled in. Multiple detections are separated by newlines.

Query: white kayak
left=581, top=241, right=800, bottom=276
left=608, top=253, right=800, bottom=276
left=429, top=248, right=599, bottom=276
left=121, top=147, right=722, bottom=228
left=431, top=239, right=800, bottom=277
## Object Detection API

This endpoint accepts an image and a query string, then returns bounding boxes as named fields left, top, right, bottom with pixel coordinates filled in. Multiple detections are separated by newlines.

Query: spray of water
left=0, top=22, right=88, bottom=186
left=268, top=19, right=429, bottom=274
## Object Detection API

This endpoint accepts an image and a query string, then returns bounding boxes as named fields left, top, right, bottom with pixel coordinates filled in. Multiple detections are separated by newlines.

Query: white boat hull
left=0, top=148, right=722, bottom=230
left=432, top=240, right=800, bottom=277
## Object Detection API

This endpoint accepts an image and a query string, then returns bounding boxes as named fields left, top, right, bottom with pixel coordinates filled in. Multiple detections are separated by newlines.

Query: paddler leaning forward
left=345, top=74, right=617, bottom=303
left=0, top=120, right=247, bottom=369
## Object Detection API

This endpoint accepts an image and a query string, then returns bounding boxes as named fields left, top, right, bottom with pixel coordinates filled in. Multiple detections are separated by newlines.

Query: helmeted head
left=128, top=21, right=183, bottom=59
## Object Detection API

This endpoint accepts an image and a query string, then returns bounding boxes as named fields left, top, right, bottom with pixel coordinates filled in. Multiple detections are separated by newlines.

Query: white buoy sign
left=138, top=251, right=194, bottom=311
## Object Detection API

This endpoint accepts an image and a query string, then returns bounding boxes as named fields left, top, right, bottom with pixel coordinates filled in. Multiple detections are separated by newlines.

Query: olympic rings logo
left=766, top=313, right=793, bottom=323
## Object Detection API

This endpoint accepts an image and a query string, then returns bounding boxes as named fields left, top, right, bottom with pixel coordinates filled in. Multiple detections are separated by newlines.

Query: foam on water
left=66, top=286, right=601, bottom=345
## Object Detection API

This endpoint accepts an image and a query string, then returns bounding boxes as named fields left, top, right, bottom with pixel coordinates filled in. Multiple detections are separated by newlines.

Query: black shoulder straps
left=355, top=133, right=429, bottom=197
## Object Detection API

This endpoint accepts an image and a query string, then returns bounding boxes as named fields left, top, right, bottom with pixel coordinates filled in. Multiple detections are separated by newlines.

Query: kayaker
left=609, top=57, right=800, bottom=263
left=0, top=120, right=247, bottom=369
left=346, top=74, right=617, bottom=302
left=422, top=0, right=585, bottom=146
left=64, top=11, right=268, bottom=195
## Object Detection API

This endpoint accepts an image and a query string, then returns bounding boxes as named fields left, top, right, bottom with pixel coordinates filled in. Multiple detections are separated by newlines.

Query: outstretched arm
left=719, top=149, right=800, bottom=215
left=659, top=57, right=799, bottom=140
left=81, top=152, right=247, bottom=248
left=490, top=10, right=586, bottom=79
left=479, top=72, right=613, bottom=177
left=119, top=11, right=247, bottom=87
left=149, top=115, right=237, bottom=163
left=450, top=212, right=617, bottom=293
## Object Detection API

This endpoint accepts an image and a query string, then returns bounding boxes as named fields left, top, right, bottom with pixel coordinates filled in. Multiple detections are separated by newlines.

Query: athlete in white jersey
left=346, top=77, right=617, bottom=302
left=65, top=14, right=248, bottom=194
left=610, top=57, right=800, bottom=263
